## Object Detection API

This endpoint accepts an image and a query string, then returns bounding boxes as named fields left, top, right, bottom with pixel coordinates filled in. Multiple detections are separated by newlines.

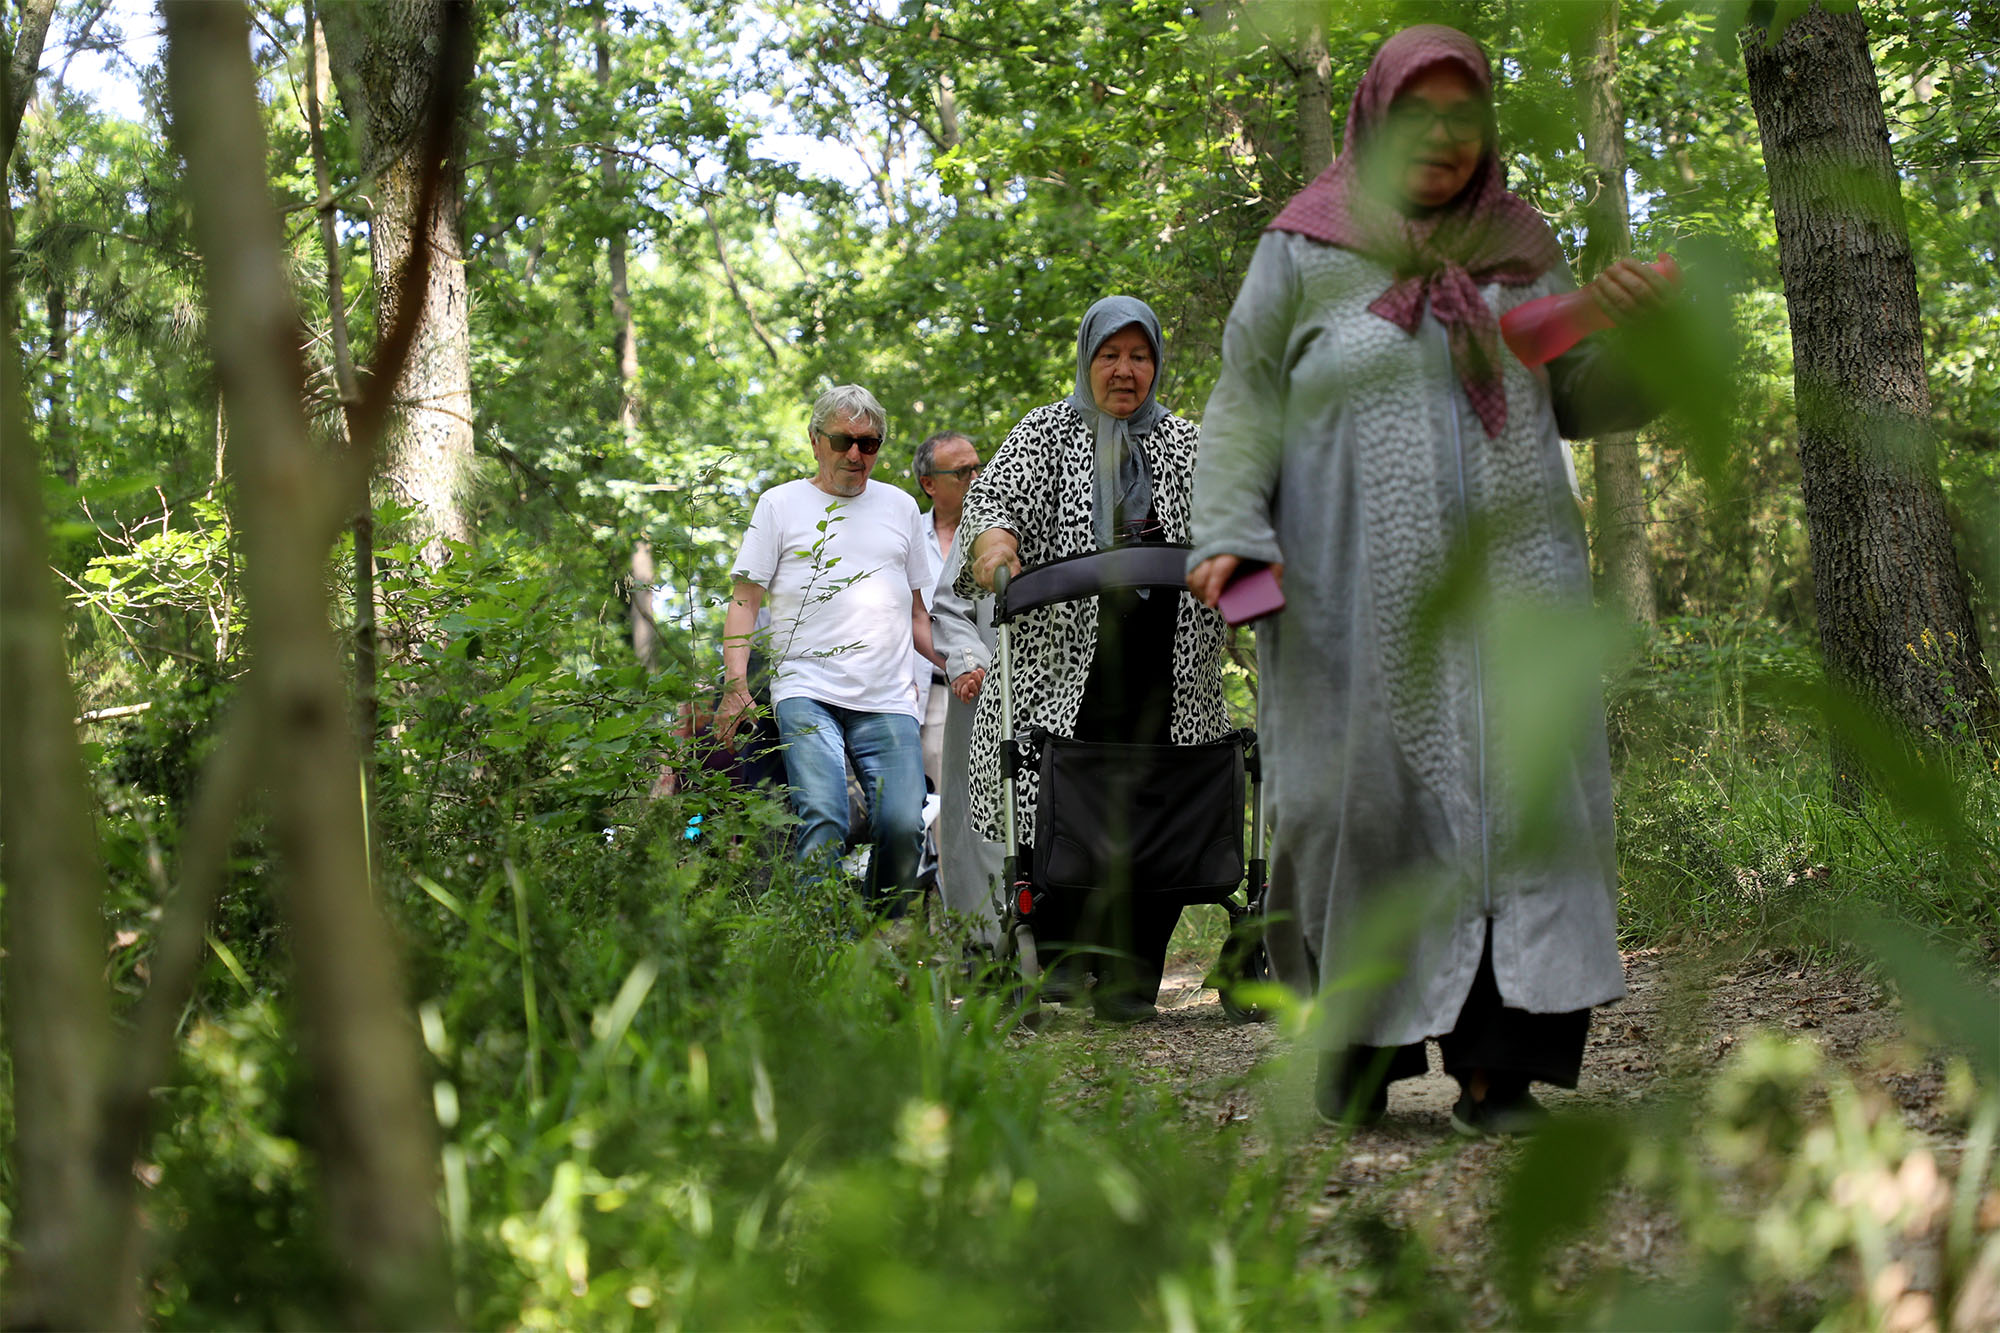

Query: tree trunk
left=630, top=538, right=660, bottom=671
left=1742, top=2, right=2000, bottom=748
left=1, top=170, right=132, bottom=1333
left=163, top=5, right=450, bottom=1325
left=594, top=2, right=637, bottom=437
left=1571, top=0, right=1655, bottom=626
left=592, top=5, right=656, bottom=672
left=1, top=0, right=55, bottom=165
left=1296, top=19, right=1333, bottom=181
left=0, top=15, right=137, bottom=1329
left=306, top=1, right=381, bottom=855
left=322, top=0, right=474, bottom=566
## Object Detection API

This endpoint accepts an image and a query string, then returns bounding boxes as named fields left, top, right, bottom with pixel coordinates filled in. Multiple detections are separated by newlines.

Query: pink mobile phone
left=1218, top=563, right=1285, bottom=626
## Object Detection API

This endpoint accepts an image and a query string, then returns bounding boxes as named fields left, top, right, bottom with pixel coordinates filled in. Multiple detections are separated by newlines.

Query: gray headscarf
left=1067, top=295, right=1166, bottom=548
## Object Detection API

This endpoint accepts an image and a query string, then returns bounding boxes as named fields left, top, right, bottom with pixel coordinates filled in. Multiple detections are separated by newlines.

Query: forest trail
left=1026, top=947, right=1969, bottom=1324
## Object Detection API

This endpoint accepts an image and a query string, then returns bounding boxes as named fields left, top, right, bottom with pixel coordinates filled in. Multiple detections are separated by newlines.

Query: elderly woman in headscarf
left=958, top=295, right=1230, bottom=1022
left=1188, top=26, right=1675, bottom=1133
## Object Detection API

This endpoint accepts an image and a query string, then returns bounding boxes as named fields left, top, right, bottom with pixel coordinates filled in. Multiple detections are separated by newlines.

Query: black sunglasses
left=926, top=463, right=983, bottom=480
left=819, top=430, right=883, bottom=455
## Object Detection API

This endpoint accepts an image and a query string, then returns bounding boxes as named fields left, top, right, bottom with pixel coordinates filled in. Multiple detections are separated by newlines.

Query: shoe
left=1038, top=973, right=1081, bottom=1005
left=1315, top=1055, right=1389, bottom=1127
left=1449, top=1087, right=1547, bottom=1138
left=1091, top=993, right=1158, bottom=1024
left=1037, top=957, right=1087, bottom=1005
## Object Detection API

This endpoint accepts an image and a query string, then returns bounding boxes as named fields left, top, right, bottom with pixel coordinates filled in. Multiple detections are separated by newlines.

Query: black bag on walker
left=1030, top=730, right=1246, bottom=908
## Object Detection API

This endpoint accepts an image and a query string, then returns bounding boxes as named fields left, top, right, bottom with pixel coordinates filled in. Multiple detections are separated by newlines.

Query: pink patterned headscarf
left=1268, top=24, right=1562, bottom=437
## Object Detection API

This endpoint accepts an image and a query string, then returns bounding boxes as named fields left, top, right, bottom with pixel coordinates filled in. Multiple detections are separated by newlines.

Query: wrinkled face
left=1384, top=64, right=1486, bottom=210
left=1087, top=324, right=1157, bottom=420
left=810, top=408, right=883, bottom=496
left=919, top=435, right=982, bottom=521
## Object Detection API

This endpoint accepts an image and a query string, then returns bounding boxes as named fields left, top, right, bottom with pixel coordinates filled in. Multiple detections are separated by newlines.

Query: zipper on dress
left=1440, top=332, right=1495, bottom=919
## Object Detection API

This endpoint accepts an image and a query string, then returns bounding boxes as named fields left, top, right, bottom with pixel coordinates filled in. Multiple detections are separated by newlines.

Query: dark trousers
left=1039, top=582, right=1182, bottom=1003
left=1331, top=924, right=1593, bottom=1094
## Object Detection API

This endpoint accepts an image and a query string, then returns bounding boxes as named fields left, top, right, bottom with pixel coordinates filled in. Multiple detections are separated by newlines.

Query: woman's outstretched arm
left=1189, top=231, right=1301, bottom=604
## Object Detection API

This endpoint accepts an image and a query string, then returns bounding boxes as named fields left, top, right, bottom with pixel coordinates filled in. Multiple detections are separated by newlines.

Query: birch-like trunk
left=1571, top=0, right=1655, bottom=626
left=1296, top=20, right=1333, bottom=181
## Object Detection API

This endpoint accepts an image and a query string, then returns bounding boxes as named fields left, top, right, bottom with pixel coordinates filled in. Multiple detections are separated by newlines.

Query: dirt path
left=1026, top=947, right=1980, bottom=1325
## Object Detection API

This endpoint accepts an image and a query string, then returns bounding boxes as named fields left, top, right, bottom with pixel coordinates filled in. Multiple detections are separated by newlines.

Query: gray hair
left=809, top=385, right=887, bottom=443
left=911, top=430, right=974, bottom=480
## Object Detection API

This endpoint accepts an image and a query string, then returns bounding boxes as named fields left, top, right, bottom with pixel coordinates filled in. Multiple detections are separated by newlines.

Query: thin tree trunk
left=1, top=176, right=132, bottom=1333
left=936, top=71, right=961, bottom=149
left=1, top=0, right=55, bottom=165
left=702, top=198, right=780, bottom=366
left=322, top=0, right=475, bottom=567
left=1297, top=19, right=1333, bottom=180
left=1742, top=2, right=2000, bottom=749
left=594, top=2, right=637, bottom=436
left=631, top=538, right=660, bottom=671
left=162, top=5, right=450, bottom=1325
left=305, top=1, right=379, bottom=808
left=0, top=15, right=136, bottom=1329
left=1572, top=0, right=1655, bottom=625
left=44, top=250, right=74, bottom=485
left=592, top=4, right=657, bottom=672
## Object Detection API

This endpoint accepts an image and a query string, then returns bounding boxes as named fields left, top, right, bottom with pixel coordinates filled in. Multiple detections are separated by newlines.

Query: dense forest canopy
left=12, top=0, right=2000, bottom=645
left=2, top=0, right=1996, bottom=1328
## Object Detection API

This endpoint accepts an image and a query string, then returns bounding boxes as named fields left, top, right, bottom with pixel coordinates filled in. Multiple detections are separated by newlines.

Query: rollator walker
left=988, top=545, right=1271, bottom=1021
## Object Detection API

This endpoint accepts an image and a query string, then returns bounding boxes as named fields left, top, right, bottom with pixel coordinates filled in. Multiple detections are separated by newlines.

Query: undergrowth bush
left=138, top=798, right=1361, bottom=1329
left=1609, top=616, right=1999, bottom=957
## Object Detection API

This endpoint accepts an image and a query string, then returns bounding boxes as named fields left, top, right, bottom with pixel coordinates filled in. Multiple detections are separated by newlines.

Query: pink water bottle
left=1500, top=253, right=1680, bottom=367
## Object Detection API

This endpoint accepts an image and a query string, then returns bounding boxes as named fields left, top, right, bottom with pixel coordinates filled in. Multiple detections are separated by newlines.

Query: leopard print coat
left=955, top=401, right=1230, bottom=845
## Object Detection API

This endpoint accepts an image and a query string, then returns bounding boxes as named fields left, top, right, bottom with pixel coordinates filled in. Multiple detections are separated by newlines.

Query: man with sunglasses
left=719, top=385, right=944, bottom=910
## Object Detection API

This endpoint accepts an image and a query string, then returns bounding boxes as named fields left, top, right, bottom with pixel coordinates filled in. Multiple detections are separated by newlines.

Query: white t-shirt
left=732, top=478, right=933, bottom=716
left=908, top=511, right=948, bottom=710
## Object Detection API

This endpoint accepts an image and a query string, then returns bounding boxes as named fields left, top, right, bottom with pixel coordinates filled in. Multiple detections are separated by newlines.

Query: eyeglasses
left=1385, top=99, right=1489, bottom=143
left=926, top=464, right=983, bottom=480
left=818, top=430, right=883, bottom=455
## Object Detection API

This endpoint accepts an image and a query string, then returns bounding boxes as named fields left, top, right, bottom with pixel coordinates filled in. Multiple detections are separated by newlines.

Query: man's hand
left=951, top=667, right=986, bottom=702
left=970, top=528, right=1021, bottom=592
left=714, top=681, right=755, bottom=753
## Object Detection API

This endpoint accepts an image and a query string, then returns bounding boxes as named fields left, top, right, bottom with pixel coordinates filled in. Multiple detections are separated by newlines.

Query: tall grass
left=1610, top=616, right=1999, bottom=957
left=137, top=785, right=1362, bottom=1329
left=107, top=611, right=1998, bottom=1328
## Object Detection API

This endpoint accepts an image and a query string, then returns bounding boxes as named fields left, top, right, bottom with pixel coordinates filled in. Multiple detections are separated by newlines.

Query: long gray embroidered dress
left=1190, top=228, right=1649, bottom=1052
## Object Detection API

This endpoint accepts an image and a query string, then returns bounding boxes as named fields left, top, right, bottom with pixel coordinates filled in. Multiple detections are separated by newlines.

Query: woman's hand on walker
left=1188, top=554, right=1283, bottom=609
left=969, top=529, right=1021, bottom=592
left=1587, top=256, right=1678, bottom=324
left=951, top=667, right=986, bottom=702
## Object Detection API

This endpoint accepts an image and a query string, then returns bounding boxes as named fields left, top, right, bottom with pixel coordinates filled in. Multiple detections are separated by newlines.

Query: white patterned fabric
left=1191, top=230, right=1647, bottom=1045
left=956, top=402, right=1230, bottom=845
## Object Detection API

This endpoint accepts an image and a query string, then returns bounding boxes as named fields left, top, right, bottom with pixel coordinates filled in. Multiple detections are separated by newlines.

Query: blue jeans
left=774, top=696, right=926, bottom=906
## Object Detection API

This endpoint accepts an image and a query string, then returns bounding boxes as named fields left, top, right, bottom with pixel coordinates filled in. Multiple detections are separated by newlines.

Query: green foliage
left=13, top=2, right=2000, bottom=1327
left=1611, top=616, right=1999, bottom=951
left=127, top=810, right=1357, bottom=1328
left=1499, top=1027, right=1997, bottom=1330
